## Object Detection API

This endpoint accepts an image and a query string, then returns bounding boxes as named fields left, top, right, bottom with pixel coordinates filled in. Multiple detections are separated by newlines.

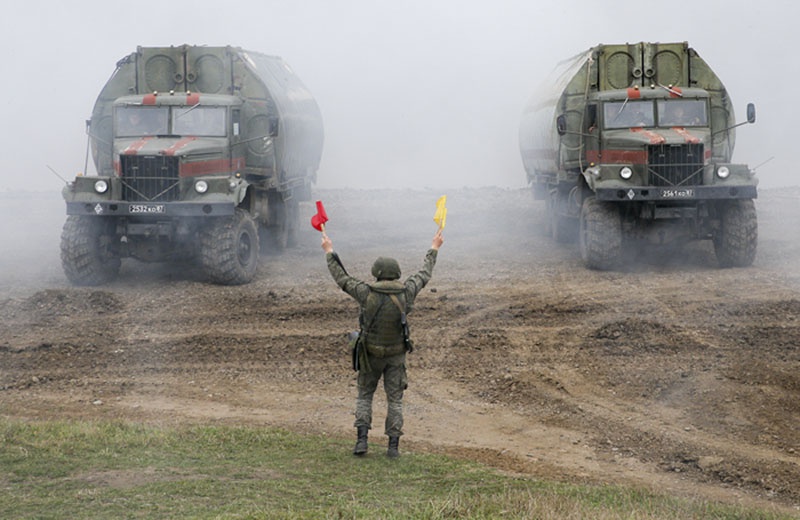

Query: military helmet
left=371, top=257, right=401, bottom=280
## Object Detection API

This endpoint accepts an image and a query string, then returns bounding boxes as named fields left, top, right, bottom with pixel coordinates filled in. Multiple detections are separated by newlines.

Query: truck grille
left=120, top=155, right=180, bottom=202
left=647, top=144, right=704, bottom=187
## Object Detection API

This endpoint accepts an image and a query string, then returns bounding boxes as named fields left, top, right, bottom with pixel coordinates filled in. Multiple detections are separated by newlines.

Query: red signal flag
left=311, top=200, right=329, bottom=231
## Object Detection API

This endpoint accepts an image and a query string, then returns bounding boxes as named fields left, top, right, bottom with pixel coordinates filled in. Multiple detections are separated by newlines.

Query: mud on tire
left=199, top=208, right=259, bottom=285
left=714, top=199, right=758, bottom=268
left=60, top=216, right=121, bottom=286
left=579, top=196, right=622, bottom=270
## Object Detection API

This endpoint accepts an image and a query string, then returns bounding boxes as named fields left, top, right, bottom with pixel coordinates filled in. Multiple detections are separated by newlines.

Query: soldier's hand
left=431, top=229, right=444, bottom=250
left=321, top=233, right=333, bottom=253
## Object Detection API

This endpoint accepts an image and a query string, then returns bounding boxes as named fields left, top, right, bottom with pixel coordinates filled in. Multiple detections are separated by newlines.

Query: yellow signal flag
left=433, top=195, right=447, bottom=230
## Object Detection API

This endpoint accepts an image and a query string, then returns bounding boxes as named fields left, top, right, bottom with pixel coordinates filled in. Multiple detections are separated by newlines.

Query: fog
left=0, top=0, right=797, bottom=290
left=0, top=0, right=795, bottom=192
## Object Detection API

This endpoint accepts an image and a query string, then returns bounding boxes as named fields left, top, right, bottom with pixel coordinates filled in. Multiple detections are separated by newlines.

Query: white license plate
left=129, top=204, right=166, bottom=214
left=660, top=189, right=695, bottom=198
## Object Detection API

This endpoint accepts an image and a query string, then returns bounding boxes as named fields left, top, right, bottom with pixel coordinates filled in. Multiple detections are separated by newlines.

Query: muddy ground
left=1, top=187, right=799, bottom=514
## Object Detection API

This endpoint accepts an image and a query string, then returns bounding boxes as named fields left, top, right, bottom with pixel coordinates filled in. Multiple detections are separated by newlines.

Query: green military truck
left=61, top=45, right=323, bottom=285
left=519, top=42, right=757, bottom=269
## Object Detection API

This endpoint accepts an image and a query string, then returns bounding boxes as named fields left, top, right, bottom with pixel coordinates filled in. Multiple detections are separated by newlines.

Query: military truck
left=61, top=45, right=323, bottom=285
left=519, top=42, right=757, bottom=269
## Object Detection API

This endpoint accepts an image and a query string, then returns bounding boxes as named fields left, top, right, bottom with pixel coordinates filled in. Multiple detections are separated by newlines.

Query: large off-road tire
left=60, top=216, right=121, bottom=286
left=199, top=208, right=259, bottom=285
left=579, top=196, right=622, bottom=270
left=713, top=199, right=758, bottom=268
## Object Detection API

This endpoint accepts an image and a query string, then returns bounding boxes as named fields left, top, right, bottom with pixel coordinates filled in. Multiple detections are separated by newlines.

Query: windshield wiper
left=175, top=103, right=201, bottom=120
left=613, top=98, right=629, bottom=121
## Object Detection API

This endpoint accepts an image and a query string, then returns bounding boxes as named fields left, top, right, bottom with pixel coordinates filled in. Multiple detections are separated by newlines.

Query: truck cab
left=105, top=93, right=247, bottom=211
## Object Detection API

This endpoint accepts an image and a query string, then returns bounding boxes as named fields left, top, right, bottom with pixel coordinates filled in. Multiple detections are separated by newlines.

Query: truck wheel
left=714, top=200, right=757, bottom=268
left=199, top=208, right=259, bottom=285
left=60, top=216, right=121, bottom=286
left=579, top=197, right=622, bottom=270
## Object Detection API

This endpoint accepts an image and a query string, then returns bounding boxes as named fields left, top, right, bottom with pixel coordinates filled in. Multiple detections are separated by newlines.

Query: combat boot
left=353, top=426, right=368, bottom=456
left=387, top=436, right=400, bottom=458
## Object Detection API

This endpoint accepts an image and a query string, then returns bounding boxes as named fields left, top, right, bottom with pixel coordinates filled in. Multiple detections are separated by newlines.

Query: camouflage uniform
left=326, top=249, right=438, bottom=444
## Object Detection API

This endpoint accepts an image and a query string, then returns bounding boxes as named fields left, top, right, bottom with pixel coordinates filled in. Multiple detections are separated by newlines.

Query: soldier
left=321, top=229, right=443, bottom=457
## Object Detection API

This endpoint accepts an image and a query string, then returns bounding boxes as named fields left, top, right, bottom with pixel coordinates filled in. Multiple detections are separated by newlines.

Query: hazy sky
left=0, top=0, right=794, bottom=191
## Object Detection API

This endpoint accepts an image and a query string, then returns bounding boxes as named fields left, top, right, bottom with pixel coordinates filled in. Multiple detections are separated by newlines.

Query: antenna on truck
left=752, top=156, right=774, bottom=171
left=84, top=119, right=91, bottom=177
left=46, top=165, right=69, bottom=185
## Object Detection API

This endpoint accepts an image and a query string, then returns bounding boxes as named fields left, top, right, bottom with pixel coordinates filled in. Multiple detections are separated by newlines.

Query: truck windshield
left=604, top=101, right=654, bottom=129
left=657, top=99, right=708, bottom=127
left=173, top=106, right=227, bottom=137
left=116, top=107, right=169, bottom=137
left=115, top=106, right=227, bottom=137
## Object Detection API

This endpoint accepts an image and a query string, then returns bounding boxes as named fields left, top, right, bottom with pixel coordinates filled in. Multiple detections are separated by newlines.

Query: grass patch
left=0, top=417, right=792, bottom=519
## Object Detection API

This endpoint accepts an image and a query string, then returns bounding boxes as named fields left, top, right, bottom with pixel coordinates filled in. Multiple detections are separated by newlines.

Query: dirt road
left=1, top=187, right=799, bottom=514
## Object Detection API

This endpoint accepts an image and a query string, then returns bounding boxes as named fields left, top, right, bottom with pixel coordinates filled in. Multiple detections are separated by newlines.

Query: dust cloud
left=8, top=185, right=800, bottom=294
left=0, top=186, right=545, bottom=297
left=0, top=192, right=65, bottom=296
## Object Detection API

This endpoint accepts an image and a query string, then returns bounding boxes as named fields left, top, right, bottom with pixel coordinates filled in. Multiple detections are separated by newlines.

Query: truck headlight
left=619, top=166, right=633, bottom=180
left=194, top=180, right=209, bottom=193
left=94, top=180, right=108, bottom=193
left=717, top=166, right=730, bottom=179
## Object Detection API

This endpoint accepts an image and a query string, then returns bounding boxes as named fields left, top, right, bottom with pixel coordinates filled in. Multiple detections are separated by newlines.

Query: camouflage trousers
left=354, top=352, right=408, bottom=437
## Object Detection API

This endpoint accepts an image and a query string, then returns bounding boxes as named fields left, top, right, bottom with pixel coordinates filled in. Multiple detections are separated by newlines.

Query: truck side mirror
left=556, top=114, right=567, bottom=136
left=746, top=103, right=756, bottom=124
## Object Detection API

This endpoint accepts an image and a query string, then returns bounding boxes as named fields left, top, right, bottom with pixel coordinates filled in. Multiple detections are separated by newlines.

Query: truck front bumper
left=65, top=201, right=236, bottom=217
left=594, top=185, right=757, bottom=202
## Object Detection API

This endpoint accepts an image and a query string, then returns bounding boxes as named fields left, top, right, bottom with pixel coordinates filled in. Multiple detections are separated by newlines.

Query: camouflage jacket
left=326, top=249, right=438, bottom=347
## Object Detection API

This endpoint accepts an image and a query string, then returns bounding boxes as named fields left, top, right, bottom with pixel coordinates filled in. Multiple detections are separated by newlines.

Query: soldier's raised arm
left=431, top=229, right=444, bottom=250
left=404, top=229, right=444, bottom=302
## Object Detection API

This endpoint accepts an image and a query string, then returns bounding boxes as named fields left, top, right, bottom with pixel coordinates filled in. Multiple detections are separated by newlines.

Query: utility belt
left=366, top=343, right=406, bottom=358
